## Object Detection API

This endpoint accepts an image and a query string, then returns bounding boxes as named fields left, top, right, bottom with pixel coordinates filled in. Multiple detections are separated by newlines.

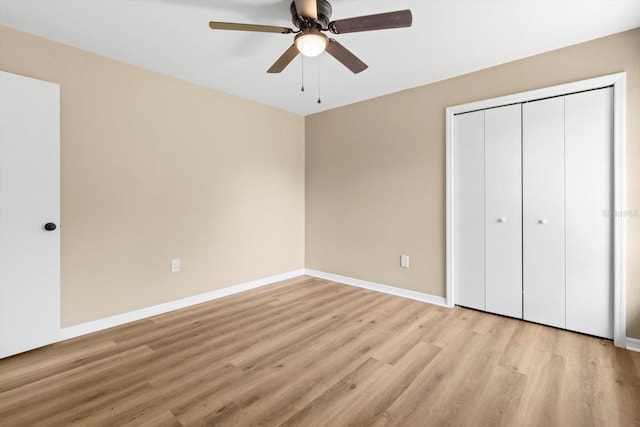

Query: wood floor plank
left=0, top=345, right=155, bottom=409
left=369, top=308, right=446, bottom=365
left=0, top=337, right=117, bottom=386
left=462, top=364, right=527, bottom=427
left=414, top=333, right=503, bottom=426
left=280, top=357, right=391, bottom=427
left=0, top=276, right=638, bottom=427
left=514, top=353, right=566, bottom=427
left=135, top=410, right=184, bottom=427
left=302, top=340, right=441, bottom=426
left=476, top=313, right=521, bottom=352
left=86, top=364, right=243, bottom=427
left=373, top=327, right=485, bottom=426
left=498, top=320, right=550, bottom=375
left=33, top=381, right=154, bottom=427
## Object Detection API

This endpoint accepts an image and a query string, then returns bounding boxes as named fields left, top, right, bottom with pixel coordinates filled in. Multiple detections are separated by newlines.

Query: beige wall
left=0, top=26, right=305, bottom=327
left=1, top=24, right=638, bottom=339
left=306, top=28, right=640, bottom=338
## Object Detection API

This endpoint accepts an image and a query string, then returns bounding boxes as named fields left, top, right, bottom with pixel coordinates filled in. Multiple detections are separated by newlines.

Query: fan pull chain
left=317, top=59, right=322, bottom=104
left=301, top=55, right=305, bottom=92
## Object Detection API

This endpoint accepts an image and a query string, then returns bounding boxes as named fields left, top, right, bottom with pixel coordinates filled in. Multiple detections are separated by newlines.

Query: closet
left=452, top=86, right=613, bottom=339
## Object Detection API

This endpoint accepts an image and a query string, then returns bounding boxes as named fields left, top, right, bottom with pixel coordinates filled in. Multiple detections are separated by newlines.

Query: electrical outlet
left=400, top=255, right=410, bottom=268
left=171, top=259, right=181, bottom=273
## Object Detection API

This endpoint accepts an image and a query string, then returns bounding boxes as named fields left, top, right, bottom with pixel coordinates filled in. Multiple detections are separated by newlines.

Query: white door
left=485, top=104, right=522, bottom=318
left=522, top=97, right=566, bottom=329
left=0, top=71, right=60, bottom=358
left=565, top=88, right=613, bottom=339
left=453, top=110, right=485, bottom=311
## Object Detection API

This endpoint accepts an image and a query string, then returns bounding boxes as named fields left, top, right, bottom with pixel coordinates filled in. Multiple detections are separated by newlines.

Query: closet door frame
left=445, top=72, right=627, bottom=348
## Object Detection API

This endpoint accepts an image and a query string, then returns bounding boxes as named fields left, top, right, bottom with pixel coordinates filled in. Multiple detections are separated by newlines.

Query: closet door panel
left=454, top=111, right=485, bottom=310
left=565, top=88, right=613, bottom=338
left=522, top=97, right=565, bottom=329
left=485, top=104, right=522, bottom=318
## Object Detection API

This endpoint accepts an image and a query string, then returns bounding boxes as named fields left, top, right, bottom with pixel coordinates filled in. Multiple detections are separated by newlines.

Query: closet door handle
left=497, top=217, right=507, bottom=223
left=538, top=218, right=548, bottom=225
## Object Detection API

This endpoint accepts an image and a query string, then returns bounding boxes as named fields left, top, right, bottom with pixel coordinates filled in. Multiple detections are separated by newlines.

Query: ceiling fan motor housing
left=291, top=0, right=333, bottom=30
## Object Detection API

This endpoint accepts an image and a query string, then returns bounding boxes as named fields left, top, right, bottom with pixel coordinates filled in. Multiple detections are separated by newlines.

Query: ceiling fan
left=209, top=0, right=412, bottom=74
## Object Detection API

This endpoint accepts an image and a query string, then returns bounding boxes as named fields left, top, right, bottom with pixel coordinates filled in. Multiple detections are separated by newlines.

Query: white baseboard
left=60, top=266, right=631, bottom=351
left=59, top=269, right=305, bottom=341
left=627, top=337, right=640, bottom=352
left=304, top=269, right=448, bottom=307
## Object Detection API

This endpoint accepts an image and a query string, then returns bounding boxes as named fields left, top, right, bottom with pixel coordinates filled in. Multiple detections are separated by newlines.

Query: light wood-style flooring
left=1, top=275, right=639, bottom=426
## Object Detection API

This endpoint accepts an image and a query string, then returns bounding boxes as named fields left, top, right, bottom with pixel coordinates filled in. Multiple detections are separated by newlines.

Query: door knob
left=497, top=217, right=507, bottom=223
left=44, top=223, right=57, bottom=231
left=538, top=219, right=547, bottom=225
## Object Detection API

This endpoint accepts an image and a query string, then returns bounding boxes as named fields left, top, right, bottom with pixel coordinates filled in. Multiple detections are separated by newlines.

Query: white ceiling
left=1, top=0, right=639, bottom=116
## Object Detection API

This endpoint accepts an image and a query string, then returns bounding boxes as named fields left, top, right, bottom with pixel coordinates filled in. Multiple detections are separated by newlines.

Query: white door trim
left=445, top=72, right=627, bottom=348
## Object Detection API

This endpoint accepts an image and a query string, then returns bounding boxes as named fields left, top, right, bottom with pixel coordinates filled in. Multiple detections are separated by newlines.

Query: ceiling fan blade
left=294, top=0, right=318, bottom=20
left=209, top=21, right=293, bottom=34
left=325, top=39, right=368, bottom=74
left=329, top=10, right=412, bottom=34
left=267, top=44, right=300, bottom=73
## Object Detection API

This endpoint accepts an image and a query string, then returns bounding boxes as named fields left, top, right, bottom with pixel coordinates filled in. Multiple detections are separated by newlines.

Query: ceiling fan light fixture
left=295, top=30, right=328, bottom=57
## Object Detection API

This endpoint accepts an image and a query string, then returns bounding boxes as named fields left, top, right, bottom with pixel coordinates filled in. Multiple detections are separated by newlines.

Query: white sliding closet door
left=565, top=88, right=613, bottom=339
left=522, top=97, right=565, bottom=329
left=453, top=111, right=485, bottom=311
left=485, top=104, right=522, bottom=318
